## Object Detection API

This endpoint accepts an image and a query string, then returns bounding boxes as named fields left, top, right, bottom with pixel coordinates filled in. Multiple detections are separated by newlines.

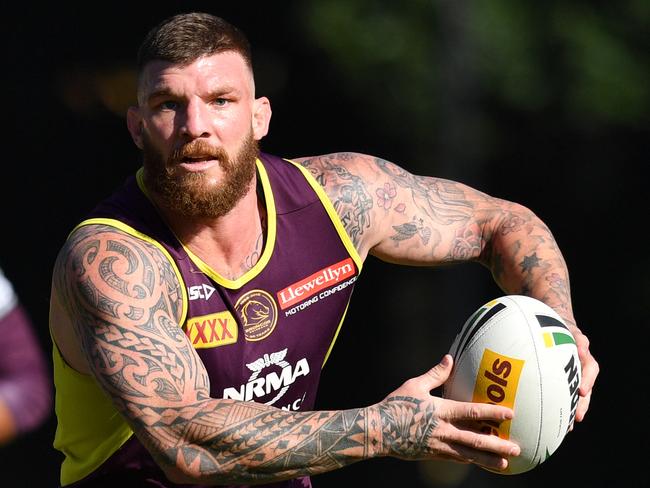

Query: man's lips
left=178, top=158, right=219, bottom=171
left=183, top=155, right=214, bottom=162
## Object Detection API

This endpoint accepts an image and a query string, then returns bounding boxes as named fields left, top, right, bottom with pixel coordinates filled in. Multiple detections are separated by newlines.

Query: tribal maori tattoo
left=53, top=224, right=441, bottom=483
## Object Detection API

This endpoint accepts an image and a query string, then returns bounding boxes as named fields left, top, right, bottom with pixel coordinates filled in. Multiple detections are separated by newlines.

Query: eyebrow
left=146, top=85, right=242, bottom=103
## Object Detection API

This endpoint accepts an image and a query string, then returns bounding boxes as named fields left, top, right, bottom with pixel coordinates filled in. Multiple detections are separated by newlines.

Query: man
left=49, top=11, right=598, bottom=487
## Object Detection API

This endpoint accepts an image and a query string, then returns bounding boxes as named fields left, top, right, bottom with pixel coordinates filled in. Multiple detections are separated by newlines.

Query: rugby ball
left=443, top=295, right=580, bottom=474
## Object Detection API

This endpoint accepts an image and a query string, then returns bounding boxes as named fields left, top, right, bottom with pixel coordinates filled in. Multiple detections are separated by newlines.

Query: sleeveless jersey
left=52, top=153, right=362, bottom=487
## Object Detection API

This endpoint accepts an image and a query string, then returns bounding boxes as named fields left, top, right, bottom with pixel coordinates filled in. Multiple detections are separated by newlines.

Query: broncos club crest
left=235, top=289, right=278, bottom=341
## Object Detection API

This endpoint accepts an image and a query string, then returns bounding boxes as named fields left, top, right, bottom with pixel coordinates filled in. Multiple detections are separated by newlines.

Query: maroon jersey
left=0, top=268, right=52, bottom=436
left=56, top=153, right=362, bottom=487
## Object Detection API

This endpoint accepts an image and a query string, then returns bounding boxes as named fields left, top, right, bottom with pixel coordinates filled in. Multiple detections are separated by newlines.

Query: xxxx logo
left=185, top=311, right=238, bottom=349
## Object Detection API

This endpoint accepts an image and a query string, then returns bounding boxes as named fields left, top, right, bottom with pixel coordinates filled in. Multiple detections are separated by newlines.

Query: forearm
left=138, top=398, right=385, bottom=484
left=55, top=225, right=437, bottom=483
left=139, top=395, right=436, bottom=485
left=482, top=204, right=574, bottom=324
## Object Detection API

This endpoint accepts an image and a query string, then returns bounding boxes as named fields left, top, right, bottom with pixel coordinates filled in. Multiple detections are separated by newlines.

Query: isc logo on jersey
left=188, top=284, right=216, bottom=301
left=185, top=311, right=238, bottom=349
left=223, top=348, right=310, bottom=410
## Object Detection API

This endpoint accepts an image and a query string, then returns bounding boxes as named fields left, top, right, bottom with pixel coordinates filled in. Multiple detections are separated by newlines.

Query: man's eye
left=159, top=100, right=178, bottom=110
left=213, top=98, right=228, bottom=107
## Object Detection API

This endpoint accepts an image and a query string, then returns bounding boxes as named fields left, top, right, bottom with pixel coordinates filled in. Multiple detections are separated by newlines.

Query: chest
left=177, top=205, right=359, bottom=410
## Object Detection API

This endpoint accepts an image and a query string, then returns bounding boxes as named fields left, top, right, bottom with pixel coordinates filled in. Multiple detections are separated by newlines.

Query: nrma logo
left=222, top=348, right=310, bottom=405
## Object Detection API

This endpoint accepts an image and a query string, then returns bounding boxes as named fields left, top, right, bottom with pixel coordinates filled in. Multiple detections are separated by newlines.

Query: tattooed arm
left=49, top=224, right=519, bottom=484
left=295, top=153, right=598, bottom=424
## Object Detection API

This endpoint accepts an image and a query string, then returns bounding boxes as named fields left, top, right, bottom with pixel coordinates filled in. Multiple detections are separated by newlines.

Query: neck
left=154, top=177, right=267, bottom=281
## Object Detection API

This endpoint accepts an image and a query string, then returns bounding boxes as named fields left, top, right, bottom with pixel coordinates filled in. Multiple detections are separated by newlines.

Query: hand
left=567, top=324, right=599, bottom=424
left=379, top=354, right=520, bottom=472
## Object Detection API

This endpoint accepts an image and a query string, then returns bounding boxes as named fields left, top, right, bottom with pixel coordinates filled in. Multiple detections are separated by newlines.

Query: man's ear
left=126, top=106, right=144, bottom=149
left=252, top=96, right=272, bottom=140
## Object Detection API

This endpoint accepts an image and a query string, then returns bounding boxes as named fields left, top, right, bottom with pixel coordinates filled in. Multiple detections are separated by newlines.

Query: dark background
left=2, top=1, right=648, bottom=487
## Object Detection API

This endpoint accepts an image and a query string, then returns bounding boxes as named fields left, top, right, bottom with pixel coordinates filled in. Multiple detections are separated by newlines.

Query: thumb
left=421, top=354, right=454, bottom=390
left=384, top=354, right=454, bottom=402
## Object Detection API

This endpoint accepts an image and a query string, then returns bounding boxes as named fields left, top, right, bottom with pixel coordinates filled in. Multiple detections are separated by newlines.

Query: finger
left=446, top=442, right=511, bottom=472
left=419, top=420, right=518, bottom=470
left=440, top=399, right=514, bottom=423
left=575, top=390, right=592, bottom=423
left=419, top=354, right=454, bottom=391
left=453, top=419, right=500, bottom=435
left=447, top=424, right=520, bottom=458
left=579, top=353, right=600, bottom=397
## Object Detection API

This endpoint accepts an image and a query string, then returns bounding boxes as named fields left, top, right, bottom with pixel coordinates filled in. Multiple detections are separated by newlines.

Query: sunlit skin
left=126, top=52, right=272, bottom=278
left=49, top=46, right=598, bottom=484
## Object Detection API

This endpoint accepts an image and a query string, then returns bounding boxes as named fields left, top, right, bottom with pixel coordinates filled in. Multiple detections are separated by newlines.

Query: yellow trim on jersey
left=136, top=160, right=277, bottom=290
left=57, top=218, right=189, bottom=484
left=135, top=167, right=148, bottom=198
left=52, top=339, right=134, bottom=485
left=183, top=160, right=277, bottom=288
left=322, top=301, right=351, bottom=368
left=284, top=159, right=363, bottom=272
left=135, top=167, right=150, bottom=200
left=73, top=218, right=189, bottom=326
left=284, top=158, right=362, bottom=369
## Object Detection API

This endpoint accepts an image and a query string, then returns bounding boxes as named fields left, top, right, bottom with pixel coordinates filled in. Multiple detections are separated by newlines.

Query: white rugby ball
left=443, top=295, right=581, bottom=475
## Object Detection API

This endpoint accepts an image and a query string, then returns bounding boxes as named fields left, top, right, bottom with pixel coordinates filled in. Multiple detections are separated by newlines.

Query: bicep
left=369, top=163, right=497, bottom=266
left=295, top=153, right=510, bottom=266
left=55, top=226, right=209, bottom=427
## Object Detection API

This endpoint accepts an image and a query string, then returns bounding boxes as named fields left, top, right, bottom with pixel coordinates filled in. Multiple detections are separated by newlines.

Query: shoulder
left=53, top=223, right=182, bottom=302
left=56, top=223, right=150, bottom=270
left=291, top=152, right=394, bottom=205
left=290, top=152, right=393, bottom=257
left=291, top=151, right=448, bottom=191
left=60, top=222, right=170, bottom=257
left=293, top=152, right=384, bottom=181
left=51, top=224, right=186, bottom=374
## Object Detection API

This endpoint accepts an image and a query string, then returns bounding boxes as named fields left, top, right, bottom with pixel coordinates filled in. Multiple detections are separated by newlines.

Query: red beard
left=142, top=131, right=259, bottom=218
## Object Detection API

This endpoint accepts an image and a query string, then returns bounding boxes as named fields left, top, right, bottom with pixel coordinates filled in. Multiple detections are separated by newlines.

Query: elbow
left=154, top=445, right=200, bottom=484
left=162, top=465, right=197, bottom=485
left=492, top=201, right=549, bottom=241
left=158, top=449, right=266, bottom=486
left=509, top=202, right=546, bottom=227
left=153, top=442, right=230, bottom=485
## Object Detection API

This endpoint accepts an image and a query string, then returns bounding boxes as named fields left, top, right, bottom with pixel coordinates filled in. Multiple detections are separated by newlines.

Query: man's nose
left=178, top=100, right=211, bottom=139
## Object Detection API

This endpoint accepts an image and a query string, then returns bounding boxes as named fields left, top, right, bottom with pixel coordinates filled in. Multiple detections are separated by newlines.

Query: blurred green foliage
left=297, top=0, right=649, bottom=156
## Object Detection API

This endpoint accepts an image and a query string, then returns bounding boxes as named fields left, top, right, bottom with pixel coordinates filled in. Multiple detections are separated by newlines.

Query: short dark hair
left=136, top=12, right=252, bottom=73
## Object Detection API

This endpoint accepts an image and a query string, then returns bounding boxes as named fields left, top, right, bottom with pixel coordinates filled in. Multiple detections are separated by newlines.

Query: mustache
left=169, top=140, right=229, bottom=164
